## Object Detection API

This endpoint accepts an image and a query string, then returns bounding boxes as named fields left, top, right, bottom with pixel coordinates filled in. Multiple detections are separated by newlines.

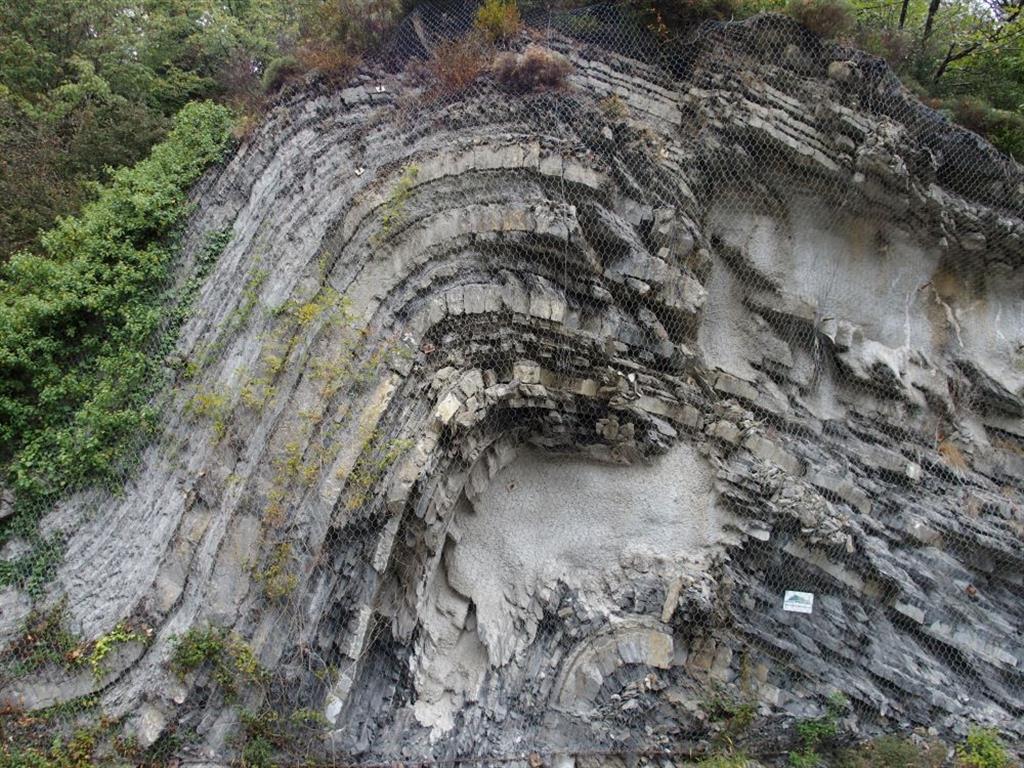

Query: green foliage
left=788, top=692, right=848, bottom=768
left=110, top=728, right=185, bottom=768
left=836, top=735, right=947, bottom=768
left=698, top=755, right=750, bottom=768
left=87, top=621, right=144, bottom=681
left=606, top=0, right=1024, bottom=160
left=297, top=0, right=403, bottom=53
left=1, top=604, right=147, bottom=681
left=0, top=100, right=233, bottom=507
left=0, top=0, right=411, bottom=260
left=187, top=389, right=232, bottom=440
left=376, top=163, right=421, bottom=241
left=234, top=705, right=334, bottom=767
left=262, top=56, right=302, bottom=94
left=169, top=626, right=265, bottom=700
left=0, top=106, right=231, bottom=593
left=289, top=708, right=331, bottom=727
left=253, top=541, right=300, bottom=601
left=168, top=228, right=233, bottom=331
left=345, top=433, right=414, bottom=510
left=237, top=708, right=290, bottom=768
left=956, top=728, right=1012, bottom=768
left=475, top=0, right=523, bottom=41
left=0, top=602, right=85, bottom=676
left=0, top=0, right=292, bottom=259
left=789, top=751, right=823, bottom=768
left=704, top=688, right=758, bottom=753
left=0, top=725, right=101, bottom=768
left=939, top=97, right=1024, bottom=160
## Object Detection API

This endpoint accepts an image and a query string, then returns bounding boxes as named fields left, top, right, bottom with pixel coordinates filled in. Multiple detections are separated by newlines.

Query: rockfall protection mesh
left=1, top=2, right=1023, bottom=766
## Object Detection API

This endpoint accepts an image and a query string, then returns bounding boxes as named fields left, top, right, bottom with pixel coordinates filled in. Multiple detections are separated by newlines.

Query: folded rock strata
left=2, top=8, right=1022, bottom=763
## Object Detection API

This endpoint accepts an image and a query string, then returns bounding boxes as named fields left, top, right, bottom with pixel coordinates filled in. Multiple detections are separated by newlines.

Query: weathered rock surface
left=2, top=7, right=1022, bottom=764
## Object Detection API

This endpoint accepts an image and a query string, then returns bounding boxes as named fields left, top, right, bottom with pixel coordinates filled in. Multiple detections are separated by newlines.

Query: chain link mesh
left=1, top=2, right=1022, bottom=765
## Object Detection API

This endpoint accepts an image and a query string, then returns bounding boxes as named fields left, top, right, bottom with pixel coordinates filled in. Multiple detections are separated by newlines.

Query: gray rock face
left=2, top=9, right=1022, bottom=764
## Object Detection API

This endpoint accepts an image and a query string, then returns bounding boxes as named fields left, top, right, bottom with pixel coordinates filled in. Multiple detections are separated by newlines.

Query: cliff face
left=2, top=7, right=1023, bottom=764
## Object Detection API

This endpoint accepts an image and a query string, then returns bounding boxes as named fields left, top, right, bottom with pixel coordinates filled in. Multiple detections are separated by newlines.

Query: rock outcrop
left=2, top=6, right=1022, bottom=764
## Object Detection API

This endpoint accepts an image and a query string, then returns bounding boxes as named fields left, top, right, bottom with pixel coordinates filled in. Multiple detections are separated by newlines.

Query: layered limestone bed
left=2, top=8, right=1023, bottom=763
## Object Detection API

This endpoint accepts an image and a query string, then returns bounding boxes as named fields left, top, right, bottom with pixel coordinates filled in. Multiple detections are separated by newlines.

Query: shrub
left=599, top=94, right=629, bottom=118
left=0, top=100, right=233, bottom=511
left=988, top=110, right=1024, bottom=163
left=298, top=0, right=403, bottom=54
left=261, top=55, right=302, bottom=94
left=837, top=735, right=947, bottom=768
left=170, top=626, right=265, bottom=700
left=492, top=46, right=572, bottom=94
left=949, top=97, right=993, bottom=134
left=429, top=36, right=490, bottom=96
left=788, top=693, right=847, bottom=768
left=956, top=728, right=1012, bottom=768
left=855, top=27, right=915, bottom=69
left=0, top=726, right=101, bottom=768
left=475, top=0, right=522, bottom=42
left=934, top=97, right=1024, bottom=163
left=295, top=45, right=359, bottom=84
left=785, top=0, right=854, bottom=38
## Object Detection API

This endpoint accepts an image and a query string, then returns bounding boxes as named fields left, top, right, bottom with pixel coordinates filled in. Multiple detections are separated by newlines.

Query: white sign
left=783, top=590, right=814, bottom=614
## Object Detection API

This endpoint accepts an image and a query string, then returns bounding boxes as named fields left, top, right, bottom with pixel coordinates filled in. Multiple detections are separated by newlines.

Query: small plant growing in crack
left=374, top=163, right=420, bottom=244
left=788, top=692, right=847, bottom=767
left=169, top=626, right=265, bottom=701
left=88, top=621, right=147, bottom=680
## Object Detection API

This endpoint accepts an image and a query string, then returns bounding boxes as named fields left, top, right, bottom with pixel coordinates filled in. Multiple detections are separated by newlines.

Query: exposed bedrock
left=2, top=11, right=1023, bottom=763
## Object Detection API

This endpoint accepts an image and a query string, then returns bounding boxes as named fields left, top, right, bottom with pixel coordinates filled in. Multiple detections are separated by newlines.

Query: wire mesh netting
left=1, top=2, right=1022, bottom=766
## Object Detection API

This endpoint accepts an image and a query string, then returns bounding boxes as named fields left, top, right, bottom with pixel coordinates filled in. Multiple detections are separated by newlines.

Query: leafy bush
left=941, top=97, right=1024, bottom=162
left=492, top=46, right=572, bottom=94
left=170, top=626, right=265, bottom=700
left=261, top=56, right=303, bottom=94
left=968, top=102, right=1024, bottom=162
left=956, top=728, right=1012, bottom=768
left=989, top=110, right=1024, bottom=162
left=785, top=0, right=854, bottom=38
left=0, top=100, right=233, bottom=511
left=788, top=693, right=848, bottom=768
left=475, top=0, right=522, bottom=42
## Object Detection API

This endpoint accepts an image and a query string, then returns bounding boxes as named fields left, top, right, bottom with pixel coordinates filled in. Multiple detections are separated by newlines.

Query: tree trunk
left=898, top=0, right=911, bottom=29
left=923, top=0, right=941, bottom=40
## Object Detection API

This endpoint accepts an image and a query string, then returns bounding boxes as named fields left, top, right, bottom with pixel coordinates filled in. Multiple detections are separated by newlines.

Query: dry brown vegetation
left=428, top=35, right=491, bottom=96
left=492, top=45, right=573, bottom=94
left=938, top=438, right=969, bottom=473
left=785, top=0, right=855, bottom=38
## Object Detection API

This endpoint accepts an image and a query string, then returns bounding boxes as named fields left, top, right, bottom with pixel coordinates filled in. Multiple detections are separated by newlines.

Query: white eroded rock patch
left=411, top=444, right=727, bottom=733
